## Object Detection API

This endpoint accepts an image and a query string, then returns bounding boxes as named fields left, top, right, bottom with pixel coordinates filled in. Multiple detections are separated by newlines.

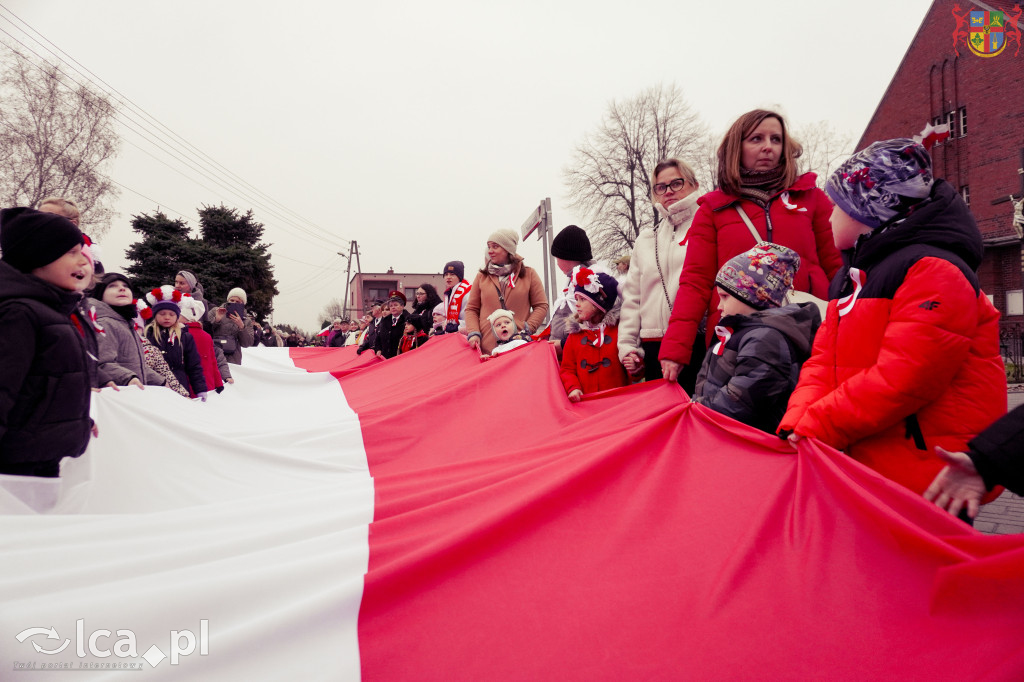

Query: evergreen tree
left=197, top=205, right=278, bottom=322
left=124, top=205, right=279, bottom=322
left=124, top=212, right=206, bottom=295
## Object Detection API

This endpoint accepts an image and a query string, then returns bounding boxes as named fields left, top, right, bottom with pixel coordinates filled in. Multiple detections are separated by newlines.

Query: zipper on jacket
left=764, top=199, right=774, bottom=243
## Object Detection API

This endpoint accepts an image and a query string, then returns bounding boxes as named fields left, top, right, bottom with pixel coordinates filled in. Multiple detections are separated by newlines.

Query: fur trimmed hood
left=565, top=291, right=622, bottom=334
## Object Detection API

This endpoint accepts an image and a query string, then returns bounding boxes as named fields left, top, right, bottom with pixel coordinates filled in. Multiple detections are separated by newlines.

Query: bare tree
left=564, top=84, right=711, bottom=259
left=319, top=297, right=346, bottom=325
left=0, top=47, right=120, bottom=236
left=793, top=120, right=854, bottom=188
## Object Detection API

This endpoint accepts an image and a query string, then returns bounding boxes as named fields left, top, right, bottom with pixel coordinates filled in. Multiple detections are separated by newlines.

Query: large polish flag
left=2, top=334, right=1023, bottom=680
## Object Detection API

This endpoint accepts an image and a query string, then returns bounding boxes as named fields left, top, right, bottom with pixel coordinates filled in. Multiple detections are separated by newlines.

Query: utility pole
left=339, top=240, right=364, bottom=319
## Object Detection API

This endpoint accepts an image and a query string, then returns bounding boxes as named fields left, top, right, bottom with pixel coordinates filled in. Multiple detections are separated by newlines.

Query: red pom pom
left=140, top=308, right=153, bottom=320
left=574, top=267, right=594, bottom=286
left=171, top=289, right=182, bottom=302
left=150, top=287, right=163, bottom=300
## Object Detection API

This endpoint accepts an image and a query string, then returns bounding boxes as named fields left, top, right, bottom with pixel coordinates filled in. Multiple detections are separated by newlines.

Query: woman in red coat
left=659, top=109, right=842, bottom=382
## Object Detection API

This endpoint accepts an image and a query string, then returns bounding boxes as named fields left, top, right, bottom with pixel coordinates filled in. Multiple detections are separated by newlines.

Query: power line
left=0, top=6, right=351, bottom=252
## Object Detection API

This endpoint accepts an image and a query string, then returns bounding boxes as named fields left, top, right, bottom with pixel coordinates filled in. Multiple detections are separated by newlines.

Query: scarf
left=738, top=165, right=787, bottom=207
left=487, top=261, right=515, bottom=279
left=110, top=302, right=138, bottom=324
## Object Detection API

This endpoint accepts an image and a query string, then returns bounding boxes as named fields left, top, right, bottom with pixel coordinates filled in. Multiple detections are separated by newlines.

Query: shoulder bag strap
left=735, top=205, right=765, bottom=246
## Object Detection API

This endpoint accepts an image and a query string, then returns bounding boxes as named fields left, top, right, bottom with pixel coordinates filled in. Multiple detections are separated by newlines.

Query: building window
left=961, top=185, right=970, bottom=206
left=958, top=106, right=967, bottom=137
left=1008, top=290, right=1024, bottom=316
left=404, top=288, right=417, bottom=304
left=946, top=111, right=956, bottom=133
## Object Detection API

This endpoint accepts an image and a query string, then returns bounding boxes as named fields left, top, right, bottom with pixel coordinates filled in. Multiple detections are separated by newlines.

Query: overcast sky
left=2, top=0, right=934, bottom=330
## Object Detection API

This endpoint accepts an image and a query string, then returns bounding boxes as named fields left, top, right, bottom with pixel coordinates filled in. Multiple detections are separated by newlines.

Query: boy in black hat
left=0, top=207, right=99, bottom=478
left=441, top=260, right=472, bottom=334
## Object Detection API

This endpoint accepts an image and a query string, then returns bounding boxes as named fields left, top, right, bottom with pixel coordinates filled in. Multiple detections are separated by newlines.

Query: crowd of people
left=1, top=109, right=1021, bottom=526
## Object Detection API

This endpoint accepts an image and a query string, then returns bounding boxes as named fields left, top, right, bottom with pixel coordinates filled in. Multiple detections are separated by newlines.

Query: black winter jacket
left=373, top=312, right=410, bottom=359
left=0, top=262, right=95, bottom=469
left=146, top=326, right=208, bottom=396
left=693, top=302, right=820, bottom=433
left=968, top=404, right=1024, bottom=497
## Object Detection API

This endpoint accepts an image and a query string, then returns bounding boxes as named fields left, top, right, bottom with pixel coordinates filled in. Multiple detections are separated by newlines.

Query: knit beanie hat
left=177, top=294, right=206, bottom=323
left=550, top=225, right=593, bottom=262
left=572, top=269, right=619, bottom=313
left=826, top=138, right=934, bottom=229
left=146, top=285, right=183, bottom=316
left=715, top=242, right=800, bottom=311
left=443, top=260, right=465, bottom=280
left=486, top=308, right=516, bottom=327
left=432, top=302, right=446, bottom=317
left=0, top=207, right=84, bottom=273
left=227, top=287, right=247, bottom=304
left=98, top=272, right=132, bottom=299
left=487, top=229, right=519, bottom=257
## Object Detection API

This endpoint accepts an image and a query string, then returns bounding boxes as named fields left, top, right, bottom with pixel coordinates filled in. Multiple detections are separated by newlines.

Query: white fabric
left=617, top=191, right=698, bottom=361
left=0, top=347, right=372, bottom=680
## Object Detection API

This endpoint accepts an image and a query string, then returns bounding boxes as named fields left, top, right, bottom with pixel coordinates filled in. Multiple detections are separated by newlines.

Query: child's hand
left=127, top=378, right=144, bottom=389
left=468, top=336, right=481, bottom=351
left=623, top=351, right=642, bottom=374
left=568, top=389, right=584, bottom=403
left=91, top=423, right=99, bottom=438
left=104, top=381, right=119, bottom=391
left=660, top=359, right=682, bottom=382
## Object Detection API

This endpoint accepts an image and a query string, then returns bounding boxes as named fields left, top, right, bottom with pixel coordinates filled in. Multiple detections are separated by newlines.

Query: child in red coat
left=560, top=270, right=631, bottom=402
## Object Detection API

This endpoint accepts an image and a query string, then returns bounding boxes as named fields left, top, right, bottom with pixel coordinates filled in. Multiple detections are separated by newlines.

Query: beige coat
left=465, top=261, right=549, bottom=355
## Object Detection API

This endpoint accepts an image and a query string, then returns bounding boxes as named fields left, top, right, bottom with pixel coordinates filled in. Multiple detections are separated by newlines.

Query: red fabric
left=559, top=325, right=630, bottom=395
left=185, top=321, right=223, bottom=393
left=660, top=173, right=842, bottom=366
left=780, top=258, right=1006, bottom=499
left=288, top=335, right=1024, bottom=680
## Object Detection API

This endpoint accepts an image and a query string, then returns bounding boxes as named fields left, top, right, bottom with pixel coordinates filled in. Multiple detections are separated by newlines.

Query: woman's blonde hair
left=649, top=158, right=699, bottom=202
left=716, top=109, right=802, bottom=197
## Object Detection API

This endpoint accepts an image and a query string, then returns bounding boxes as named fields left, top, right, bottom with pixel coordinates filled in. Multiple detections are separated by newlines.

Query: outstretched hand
left=923, top=446, right=986, bottom=519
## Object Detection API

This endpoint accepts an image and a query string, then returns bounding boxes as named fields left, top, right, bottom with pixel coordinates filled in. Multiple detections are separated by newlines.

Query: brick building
left=346, top=269, right=447, bottom=318
left=857, top=0, right=1024, bottom=327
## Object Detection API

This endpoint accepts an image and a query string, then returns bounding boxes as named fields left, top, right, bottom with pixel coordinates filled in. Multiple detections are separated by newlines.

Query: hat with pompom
left=571, top=268, right=618, bottom=313
left=146, top=285, right=183, bottom=316
left=177, top=294, right=206, bottom=323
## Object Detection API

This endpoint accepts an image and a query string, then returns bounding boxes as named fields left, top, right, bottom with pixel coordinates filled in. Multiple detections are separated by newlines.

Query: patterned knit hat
left=826, top=138, right=934, bottom=229
left=716, top=243, right=800, bottom=311
left=572, top=269, right=618, bottom=313
left=551, top=225, right=592, bottom=262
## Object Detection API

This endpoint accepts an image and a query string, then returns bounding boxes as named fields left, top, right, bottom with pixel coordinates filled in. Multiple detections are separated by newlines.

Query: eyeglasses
left=415, top=291, right=426, bottom=296
left=653, top=178, right=689, bottom=196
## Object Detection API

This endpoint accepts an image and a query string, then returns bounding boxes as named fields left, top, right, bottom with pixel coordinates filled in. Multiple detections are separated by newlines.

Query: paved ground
left=973, top=390, right=1023, bottom=535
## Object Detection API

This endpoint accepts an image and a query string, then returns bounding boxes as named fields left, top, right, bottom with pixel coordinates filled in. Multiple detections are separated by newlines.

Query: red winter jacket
left=778, top=181, right=1006, bottom=498
left=560, top=316, right=631, bottom=397
left=660, top=173, right=842, bottom=366
left=186, top=321, right=224, bottom=394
